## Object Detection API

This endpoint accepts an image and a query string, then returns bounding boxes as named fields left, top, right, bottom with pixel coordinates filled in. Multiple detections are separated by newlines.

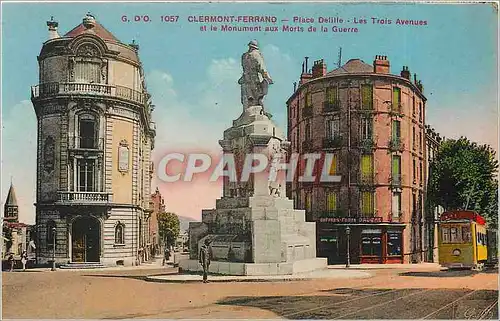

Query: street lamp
left=346, top=226, right=351, bottom=268
left=51, top=227, right=56, bottom=271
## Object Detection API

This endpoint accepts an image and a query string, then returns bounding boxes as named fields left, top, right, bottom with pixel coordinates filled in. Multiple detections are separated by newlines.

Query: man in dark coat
left=199, top=238, right=212, bottom=283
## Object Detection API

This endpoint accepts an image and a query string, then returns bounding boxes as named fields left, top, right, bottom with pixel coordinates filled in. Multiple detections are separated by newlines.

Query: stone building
left=2, top=182, right=35, bottom=260
left=149, top=187, right=165, bottom=257
left=286, top=55, right=427, bottom=264
left=423, top=125, right=444, bottom=262
left=31, top=14, right=156, bottom=266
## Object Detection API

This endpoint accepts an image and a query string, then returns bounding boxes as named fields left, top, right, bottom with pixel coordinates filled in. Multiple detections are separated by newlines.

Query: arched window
left=47, top=220, right=56, bottom=248
left=115, top=223, right=125, bottom=244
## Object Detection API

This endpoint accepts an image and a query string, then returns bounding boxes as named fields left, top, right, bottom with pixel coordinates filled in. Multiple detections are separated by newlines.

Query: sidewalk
left=328, top=263, right=441, bottom=270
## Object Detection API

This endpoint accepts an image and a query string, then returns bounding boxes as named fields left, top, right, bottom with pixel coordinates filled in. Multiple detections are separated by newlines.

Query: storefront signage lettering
left=319, top=217, right=383, bottom=223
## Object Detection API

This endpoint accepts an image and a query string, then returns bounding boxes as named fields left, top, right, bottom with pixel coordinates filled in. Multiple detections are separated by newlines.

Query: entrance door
left=72, top=217, right=100, bottom=262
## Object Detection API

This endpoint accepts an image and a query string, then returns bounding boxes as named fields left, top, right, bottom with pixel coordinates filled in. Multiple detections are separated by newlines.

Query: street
left=2, top=265, right=498, bottom=319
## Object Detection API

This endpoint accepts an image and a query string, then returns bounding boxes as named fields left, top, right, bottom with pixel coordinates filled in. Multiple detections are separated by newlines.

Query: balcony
left=323, top=136, right=342, bottom=149
left=319, top=210, right=346, bottom=218
left=56, top=191, right=112, bottom=205
left=323, top=100, right=341, bottom=113
left=388, top=137, right=405, bottom=152
left=359, top=174, right=375, bottom=186
left=302, top=139, right=314, bottom=152
left=390, top=103, right=403, bottom=115
left=359, top=138, right=375, bottom=153
left=69, top=136, right=104, bottom=151
left=31, top=82, right=147, bottom=105
left=302, top=106, right=313, bottom=118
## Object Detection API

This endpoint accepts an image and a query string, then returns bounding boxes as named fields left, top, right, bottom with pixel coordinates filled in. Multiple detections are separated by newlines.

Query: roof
left=4, top=183, right=18, bottom=207
left=64, top=21, right=119, bottom=42
left=327, top=58, right=373, bottom=75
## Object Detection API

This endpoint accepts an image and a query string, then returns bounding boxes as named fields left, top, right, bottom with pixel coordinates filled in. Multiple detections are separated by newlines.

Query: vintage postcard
left=1, top=0, right=498, bottom=319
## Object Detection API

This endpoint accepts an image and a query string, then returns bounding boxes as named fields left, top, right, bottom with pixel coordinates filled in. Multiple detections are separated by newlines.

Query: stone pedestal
left=181, top=105, right=327, bottom=275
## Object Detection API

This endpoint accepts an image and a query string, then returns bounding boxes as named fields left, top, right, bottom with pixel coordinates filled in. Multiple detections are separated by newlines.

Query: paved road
left=2, top=265, right=498, bottom=319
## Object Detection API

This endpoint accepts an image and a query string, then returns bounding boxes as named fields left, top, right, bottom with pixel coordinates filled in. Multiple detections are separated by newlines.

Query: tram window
left=387, top=232, right=402, bottom=256
left=442, top=227, right=450, bottom=243
left=461, top=227, right=471, bottom=243
left=450, top=227, right=459, bottom=242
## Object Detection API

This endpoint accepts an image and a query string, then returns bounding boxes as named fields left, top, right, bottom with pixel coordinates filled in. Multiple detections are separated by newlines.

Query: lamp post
left=51, top=227, right=56, bottom=271
left=346, top=226, right=351, bottom=268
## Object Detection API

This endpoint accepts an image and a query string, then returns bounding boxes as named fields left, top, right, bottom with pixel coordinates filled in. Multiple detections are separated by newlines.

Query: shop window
left=387, top=232, right=402, bottom=256
left=361, top=235, right=382, bottom=256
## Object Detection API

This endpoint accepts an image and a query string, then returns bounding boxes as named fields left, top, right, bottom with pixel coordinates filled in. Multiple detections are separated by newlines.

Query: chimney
left=304, top=56, right=309, bottom=73
left=312, top=59, right=327, bottom=78
left=373, top=55, right=390, bottom=74
left=400, top=66, right=411, bottom=80
left=300, top=56, right=313, bottom=84
left=129, top=39, right=140, bottom=51
left=293, top=82, right=297, bottom=92
left=46, top=16, right=59, bottom=40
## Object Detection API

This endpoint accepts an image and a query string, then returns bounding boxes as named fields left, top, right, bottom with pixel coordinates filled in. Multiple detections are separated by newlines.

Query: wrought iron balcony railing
left=390, top=103, right=403, bottom=115
left=390, top=174, right=402, bottom=187
left=31, top=82, right=147, bottom=105
left=319, top=210, right=346, bottom=218
left=359, top=138, right=375, bottom=152
left=68, top=136, right=104, bottom=150
left=323, top=136, right=342, bottom=149
left=323, top=100, right=341, bottom=113
left=389, top=137, right=405, bottom=151
left=359, top=174, right=375, bottom=185
left=56, top=191, right=112, bottom=204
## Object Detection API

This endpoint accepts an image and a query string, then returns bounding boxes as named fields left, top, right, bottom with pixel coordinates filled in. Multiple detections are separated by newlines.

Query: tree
left=3, top=226, right=13, bottom=253
left=428, top=137, right=498, bottom=228
left=157, top=212, right=180, bottom=248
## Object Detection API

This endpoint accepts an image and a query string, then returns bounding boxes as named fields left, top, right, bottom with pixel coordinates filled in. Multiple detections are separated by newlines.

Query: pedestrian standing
left=199, top=238, right=212, bottom=283
left=162, top=246, right=170, bottom=266
left=21, top=251, right=28, bottom=271
left=8, top=253, right=14, bottom=272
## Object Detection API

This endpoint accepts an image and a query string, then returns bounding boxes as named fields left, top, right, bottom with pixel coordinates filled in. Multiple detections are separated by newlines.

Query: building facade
left=287, top=55, right=427, bottom=264
left=2, top=183, right=35, bottom=260
left=423, top=125, right=444, bottom=262
left=31, top=14, right=156, bottom=266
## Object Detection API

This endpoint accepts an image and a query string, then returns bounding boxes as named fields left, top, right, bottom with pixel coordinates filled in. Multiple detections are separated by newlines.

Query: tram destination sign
left=319, top=217, right=383, bottom=224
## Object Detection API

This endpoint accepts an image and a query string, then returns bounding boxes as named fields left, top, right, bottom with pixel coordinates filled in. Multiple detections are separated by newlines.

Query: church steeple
left=4, top=181, right=19, bottom=222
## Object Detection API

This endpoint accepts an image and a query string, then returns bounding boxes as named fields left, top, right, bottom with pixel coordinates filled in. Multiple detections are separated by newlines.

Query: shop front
left=317, top=217, right=405, bottom=264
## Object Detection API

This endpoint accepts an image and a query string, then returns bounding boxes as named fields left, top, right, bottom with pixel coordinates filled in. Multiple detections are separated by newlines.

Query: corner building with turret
left=287, top=55, right=430, bottom=264
left=31, top=14, right=156, bottom=266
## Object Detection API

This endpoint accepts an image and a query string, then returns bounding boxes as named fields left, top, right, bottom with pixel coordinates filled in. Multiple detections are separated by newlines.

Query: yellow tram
left=438, top=210, right=488, bottom=270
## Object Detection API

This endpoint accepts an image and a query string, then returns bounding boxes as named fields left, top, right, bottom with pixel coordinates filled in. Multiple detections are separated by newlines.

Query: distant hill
left=178, top=215, right=199, bottom=232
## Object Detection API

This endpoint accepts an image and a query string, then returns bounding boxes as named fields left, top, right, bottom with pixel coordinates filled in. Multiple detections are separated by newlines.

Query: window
left=442, top=227, right=450, bottom=243
left=361, top=234, right=382, bottom=256
left=360, top=154, right=374, bottom=182
left=326, top=87, right=337, bottom=103
left=305, top=92, right=312, bottom=107
left=74, top=61, right=101, bottom=83
left=419, top=160, right=423, bottom=183
left=412, top=127, right=416, bottom=150
left=392, top=155, right=401, bottom=184
left=47, top=220, right=56, bottom=247
left=78, top=159, right=95, bottom=192
left=305, top=121, right=311, bottom=141
left=392, top=192, right=401, bottom=217
left=392, top=120, right=401, bottom=139
left=419, top=131, right=422, bottom=151
left=327, top=117, right=340, bottom=139
left=329, top=153, right=338, bottom=175
left=326, top=191, right=338, bottom=214
left=79, top=114, right=96, bottom=149
left=361, top=84, right=373, bottom=110
left=450, top=227, right=459, bottom=243
left=419, top=102, right=422, bottom=122
left=412, top=96, right=416, bottom=116
left=305, top=192, right=312, bottom=212
left=387, top=232, right=402, bottom=256
left=462, top=226, right=471, bottom=243
left=361, top=191, right=375, bottom=216
left=360, top=117, right=373, bottom=140
left=392, top=87, right=401, bottom=112
left=413, top=159, right=417, bottom=182
left=115, top=223, right=125, bottom=244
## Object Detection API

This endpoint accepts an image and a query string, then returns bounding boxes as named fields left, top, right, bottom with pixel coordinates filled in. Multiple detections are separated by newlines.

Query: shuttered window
left=392, top=120, right=401, bottom=139
left=74, top=62, right=101, bottom=83
left=326, top=87, right=337, bottom=103
left=361, top=192, right=375, bottom=216
left=360, top=154, right=373, bottom=180
left=392, top=155, right=401, bottom=182
left=326, top=192, right=337, bottom=213
left=361, top=84, right=373, bottom=110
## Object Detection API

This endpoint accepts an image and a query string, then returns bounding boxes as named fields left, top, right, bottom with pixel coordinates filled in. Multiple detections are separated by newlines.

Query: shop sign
left=319, top=217, right=383, bottom=224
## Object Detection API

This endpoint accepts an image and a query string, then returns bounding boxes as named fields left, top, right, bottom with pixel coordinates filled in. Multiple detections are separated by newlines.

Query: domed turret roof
left=327, top=59, right=373, bottom=75
left=64, top=13, right=119, bottom=42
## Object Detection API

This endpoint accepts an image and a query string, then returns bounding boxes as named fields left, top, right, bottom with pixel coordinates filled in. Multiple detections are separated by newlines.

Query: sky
left=1, top=1, right=498, bottom=223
